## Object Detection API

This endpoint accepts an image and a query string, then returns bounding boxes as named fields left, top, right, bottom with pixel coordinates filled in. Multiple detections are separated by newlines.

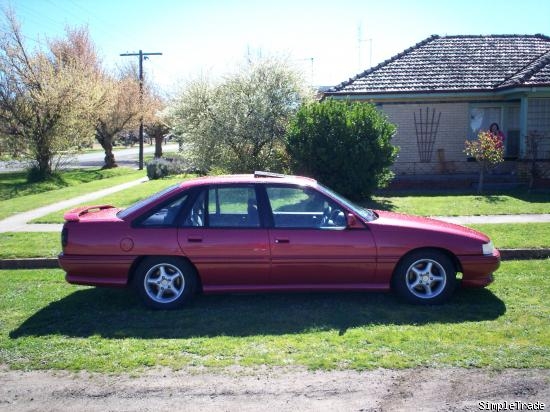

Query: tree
left=285, top=99, right=398, bottom=201
left=464, top=130, right=504, bottom=194
left=168, top=58, right=310, bottom=173
left=95, top=69, right=141, bottom=168
left=95, top=65, right=163, bottom=169
left=145, top=113, right=170, bottom=159
left=0, top=11, right=103, bottom=179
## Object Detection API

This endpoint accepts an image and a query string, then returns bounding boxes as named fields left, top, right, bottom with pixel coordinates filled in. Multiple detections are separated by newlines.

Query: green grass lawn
left=0, top=259, right=548, bottom=372
left=0, top=233, right=61, bottom=259
left=31, top=175, right=193, bottom=224
left=369, top=191, right=550, bottom=216
left=31, top=189, right=550, bottom=224
left=0, top=168, right=145, bottom=221
left=1, top=223, right=549, bottom=259
left=0, top=168, right=140, bottom=200
left=468, top=223, right=550, bottom=250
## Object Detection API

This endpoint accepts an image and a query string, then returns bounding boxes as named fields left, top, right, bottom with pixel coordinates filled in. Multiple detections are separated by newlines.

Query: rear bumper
left=58, top=253, right=134, bottom=287
left=458, top=249, right=500, bottom=288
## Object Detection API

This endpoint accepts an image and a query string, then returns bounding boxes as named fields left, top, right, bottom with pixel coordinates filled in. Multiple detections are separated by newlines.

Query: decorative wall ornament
left=414, top=107, right=441, bottom=162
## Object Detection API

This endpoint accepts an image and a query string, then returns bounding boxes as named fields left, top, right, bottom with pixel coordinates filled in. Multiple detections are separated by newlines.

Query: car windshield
left=317, top=183, right=378, bottom=222
left=117, top=184, right=180, bottom=219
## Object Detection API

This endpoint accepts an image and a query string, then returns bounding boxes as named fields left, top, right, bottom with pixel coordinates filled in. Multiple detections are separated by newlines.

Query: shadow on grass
left=479, top=195, right=507, bottom=205
left=0, top=168, right=121, bottom=201
left=363, top=198, right=396, bottom=211
left=10, top=286, right=505, bottom=339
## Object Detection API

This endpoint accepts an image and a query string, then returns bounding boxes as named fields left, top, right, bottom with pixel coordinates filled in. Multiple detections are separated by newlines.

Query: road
left=1, top=367, right=548, bottom=412
left=0, top=143, right=180, bottom=171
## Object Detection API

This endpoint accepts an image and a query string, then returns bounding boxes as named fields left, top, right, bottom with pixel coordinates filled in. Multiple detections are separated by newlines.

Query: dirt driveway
left=1, top=366, right=548, bottom=412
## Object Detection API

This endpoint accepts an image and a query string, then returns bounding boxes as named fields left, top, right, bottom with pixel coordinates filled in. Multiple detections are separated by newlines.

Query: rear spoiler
left=64, top=205, right=116, bottom=222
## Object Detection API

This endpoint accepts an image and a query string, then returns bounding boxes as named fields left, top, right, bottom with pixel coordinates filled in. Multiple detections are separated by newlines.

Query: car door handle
left=187, top=237, right=203, bottom=243
left=275, top=238, right=289, bottom=244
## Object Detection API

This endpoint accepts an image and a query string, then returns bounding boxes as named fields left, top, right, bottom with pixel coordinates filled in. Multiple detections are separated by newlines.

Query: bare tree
left=95, top=69, right=141, bottom=168
left=145, top=118, right=169, bottom=159
left=0, top=11, right=103, bottom=179
left=95, top=65, right=164, bottom=168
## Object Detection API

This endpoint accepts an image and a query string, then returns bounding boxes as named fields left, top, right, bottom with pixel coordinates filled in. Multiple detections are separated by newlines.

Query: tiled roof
left=326, top=34, right=550, bottom=94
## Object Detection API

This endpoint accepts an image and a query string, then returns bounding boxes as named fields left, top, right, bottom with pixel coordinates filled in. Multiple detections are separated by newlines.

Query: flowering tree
left=168, top=57, right=311, bottom=173
left=464, top=130, right=504, bottom=193
left=0, top=12, right=103, bottom=179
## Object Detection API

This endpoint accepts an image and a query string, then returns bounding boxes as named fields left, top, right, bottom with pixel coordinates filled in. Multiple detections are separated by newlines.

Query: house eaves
left=326, top=86, right=550, bottom=103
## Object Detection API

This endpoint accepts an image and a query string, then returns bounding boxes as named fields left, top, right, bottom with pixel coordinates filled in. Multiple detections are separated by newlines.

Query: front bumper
left=459, top=249, right=500, bottom=288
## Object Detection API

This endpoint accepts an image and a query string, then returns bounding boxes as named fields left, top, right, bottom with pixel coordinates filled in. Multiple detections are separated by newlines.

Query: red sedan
left=58, top=172, right=500, bottom=309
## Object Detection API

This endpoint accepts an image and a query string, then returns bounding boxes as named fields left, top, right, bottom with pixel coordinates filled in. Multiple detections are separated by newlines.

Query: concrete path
left=436, top=214, right=550, bottom=224
left=0, top=177, right=148, bottom=233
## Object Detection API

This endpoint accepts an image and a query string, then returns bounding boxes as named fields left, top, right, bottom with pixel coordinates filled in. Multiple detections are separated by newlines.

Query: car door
left=265, top=184, right=378, bottom=287
left=177, top=185, right=270, bottom=291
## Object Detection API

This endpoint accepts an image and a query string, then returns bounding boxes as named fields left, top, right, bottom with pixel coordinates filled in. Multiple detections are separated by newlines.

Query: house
left=323, top=35, right=550, bottom=180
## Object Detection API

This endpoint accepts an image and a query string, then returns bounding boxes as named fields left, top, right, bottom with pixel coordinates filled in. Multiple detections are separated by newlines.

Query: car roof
left=178, top=172, right=318, bottom=189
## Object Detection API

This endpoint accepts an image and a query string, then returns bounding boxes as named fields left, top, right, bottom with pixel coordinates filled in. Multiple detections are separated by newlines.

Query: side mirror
left=346, top=213, right=363, bottom=229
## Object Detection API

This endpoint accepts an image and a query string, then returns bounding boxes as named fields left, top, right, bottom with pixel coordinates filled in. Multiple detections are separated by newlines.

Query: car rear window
left=117, top=184, right=180, bottom=219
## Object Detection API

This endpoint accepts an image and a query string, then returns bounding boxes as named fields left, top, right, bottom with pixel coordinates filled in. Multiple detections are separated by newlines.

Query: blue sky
left=2, top=0, right=549, bottom=91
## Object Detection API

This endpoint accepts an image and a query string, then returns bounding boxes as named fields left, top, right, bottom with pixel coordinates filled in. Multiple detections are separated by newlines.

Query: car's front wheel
left=392, top=250, right=457, bottom=305
left=134, top=257, right=197, bottom=309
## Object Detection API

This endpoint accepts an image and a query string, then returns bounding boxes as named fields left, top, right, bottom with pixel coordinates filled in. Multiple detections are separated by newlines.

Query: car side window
left=266, top=186, right=346, bottom=229
left=208, top=186, right=260, bottom=228
left=184, top=191, right=206, bottom=227
left=184, top=186, right=260, bottom=228
left=140, top=193, right=189, bottom=227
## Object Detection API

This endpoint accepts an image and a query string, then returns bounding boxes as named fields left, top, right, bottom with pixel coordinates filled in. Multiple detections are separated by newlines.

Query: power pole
left=120, top=50, right=162, bottom=170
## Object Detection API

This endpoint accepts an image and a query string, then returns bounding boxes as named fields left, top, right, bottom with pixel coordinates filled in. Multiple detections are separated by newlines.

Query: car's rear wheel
left=392, top=250, right=457, bottom=305
left=134, top=257, right=197, bottom=309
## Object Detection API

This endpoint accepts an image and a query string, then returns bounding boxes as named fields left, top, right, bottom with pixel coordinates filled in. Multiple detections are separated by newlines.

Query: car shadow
left=10, top=286, right=506, bottom=339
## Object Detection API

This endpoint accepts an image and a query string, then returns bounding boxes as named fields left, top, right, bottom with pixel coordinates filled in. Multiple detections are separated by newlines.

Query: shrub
left=286, top=99, right=398, bottom=201
left=146, top=154, right=197, bottom=180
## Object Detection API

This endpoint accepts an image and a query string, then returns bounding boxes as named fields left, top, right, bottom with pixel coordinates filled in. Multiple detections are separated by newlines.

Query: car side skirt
left=202, top=283, right=390, bottom=294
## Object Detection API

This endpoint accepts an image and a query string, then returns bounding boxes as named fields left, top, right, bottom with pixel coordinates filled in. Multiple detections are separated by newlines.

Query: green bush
left=286, top=99, right=398, bottom=201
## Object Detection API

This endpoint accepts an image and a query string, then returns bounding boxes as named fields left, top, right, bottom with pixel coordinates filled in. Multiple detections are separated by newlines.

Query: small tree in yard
left=464, top=130, right=504, bottom=194
left=286, top=99, right=398, bottom=201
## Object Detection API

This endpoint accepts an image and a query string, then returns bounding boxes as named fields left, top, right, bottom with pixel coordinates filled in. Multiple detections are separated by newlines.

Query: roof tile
left=327, top=34, right=550, bottom=94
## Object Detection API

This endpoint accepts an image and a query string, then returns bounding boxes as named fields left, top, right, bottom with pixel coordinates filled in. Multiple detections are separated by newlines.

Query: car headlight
left=482, top=241, right=494, bottom=255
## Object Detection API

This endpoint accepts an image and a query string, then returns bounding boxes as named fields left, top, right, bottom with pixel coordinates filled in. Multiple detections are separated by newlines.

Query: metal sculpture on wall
left=414, top=107, right=441, bottom=162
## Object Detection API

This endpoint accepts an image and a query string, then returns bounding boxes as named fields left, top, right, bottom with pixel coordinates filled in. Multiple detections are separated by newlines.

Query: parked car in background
left=59, top=172, right=500, bottom=309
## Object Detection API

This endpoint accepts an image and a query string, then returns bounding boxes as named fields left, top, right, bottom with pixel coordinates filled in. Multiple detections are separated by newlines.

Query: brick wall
left=379, top=102, right=479, bottom=174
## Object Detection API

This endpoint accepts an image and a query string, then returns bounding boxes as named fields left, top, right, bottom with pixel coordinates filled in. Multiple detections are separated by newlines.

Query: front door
left=265, top=185, right=377, bottom=287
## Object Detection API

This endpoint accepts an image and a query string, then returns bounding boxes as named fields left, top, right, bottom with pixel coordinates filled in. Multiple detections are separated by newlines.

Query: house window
left=469, top=107, right=502, bottom=140
left=528, top=98, right=550, bottom=160
left=505, top=106, right=520, bottom=159
left=470, top=105, right=520, bottom=159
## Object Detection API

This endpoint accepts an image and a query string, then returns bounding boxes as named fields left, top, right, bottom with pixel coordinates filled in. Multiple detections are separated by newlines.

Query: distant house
left=324, top=35, right=550, bottom=178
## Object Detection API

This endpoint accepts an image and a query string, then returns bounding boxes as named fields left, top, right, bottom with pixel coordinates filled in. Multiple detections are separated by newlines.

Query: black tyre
left=392, top=250, right=457, bottom=305
left=133, top=257, right=197, bottom=309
